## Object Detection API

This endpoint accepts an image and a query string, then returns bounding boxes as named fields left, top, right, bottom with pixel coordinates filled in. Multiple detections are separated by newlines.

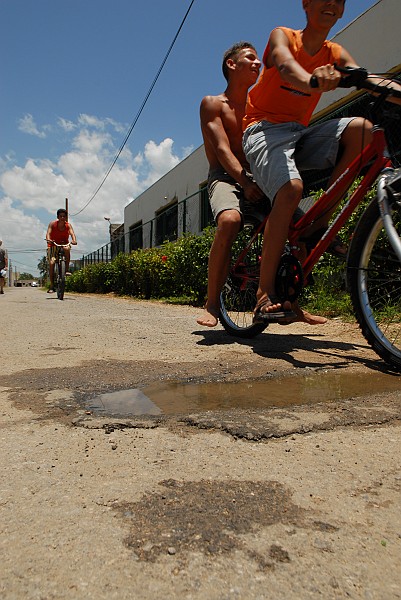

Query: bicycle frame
left=51, top=245, right=66, bottom=272
left=232, top=125, right=392, bottom=287
left=291, top=125, right=391, bottom=279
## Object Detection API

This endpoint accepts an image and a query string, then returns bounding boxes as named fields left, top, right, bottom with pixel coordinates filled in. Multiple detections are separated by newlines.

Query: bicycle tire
left=347, top=196, right=401, bottom=370
left=57, top=260, right=66, bottom=300
left=219, top=228, right=268, bottom=338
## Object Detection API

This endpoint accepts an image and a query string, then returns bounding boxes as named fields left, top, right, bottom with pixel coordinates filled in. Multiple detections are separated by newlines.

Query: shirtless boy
left=197, top=41, right=326, bottom=327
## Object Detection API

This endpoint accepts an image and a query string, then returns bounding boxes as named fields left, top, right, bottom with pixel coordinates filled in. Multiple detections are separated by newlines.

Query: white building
left=121, top=0, right=400, bottom=252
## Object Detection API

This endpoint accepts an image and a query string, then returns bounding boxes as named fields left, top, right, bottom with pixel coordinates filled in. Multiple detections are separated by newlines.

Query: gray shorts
left=242, top=117, right=356, bottom=202
left=207, top=168, right=270, bottom=226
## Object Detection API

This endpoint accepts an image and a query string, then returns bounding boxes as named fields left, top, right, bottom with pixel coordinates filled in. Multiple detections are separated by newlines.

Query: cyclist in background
left=0, top=240, right=8, bottom=294
left=242, top=0, right=401, bottom=323
left=46, top=208, right=77, bottom=293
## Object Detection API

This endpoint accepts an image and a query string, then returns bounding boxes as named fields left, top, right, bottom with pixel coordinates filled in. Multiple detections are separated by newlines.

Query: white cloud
left=142, top=138, right=180, bottom=187
left=58, top=117, right=76, bottom=132
left=77, top=114, right=126, bottom=133
left=0, top=114, right=189, bottom=275
left=182, top=145, right=194, bottom=159
left=18, top=114, right=47, bottom=138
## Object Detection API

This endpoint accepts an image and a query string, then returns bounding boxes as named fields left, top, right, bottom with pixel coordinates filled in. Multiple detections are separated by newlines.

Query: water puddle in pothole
left=85, top=370, right=401, bottom=417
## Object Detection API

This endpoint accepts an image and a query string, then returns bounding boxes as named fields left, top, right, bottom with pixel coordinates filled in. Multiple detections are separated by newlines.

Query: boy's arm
left=45, top=222, right=53, bottom=243
left=340, top=48, right=401, bottom=106
left=268, top=28, right=342, bottom=93
left=200, top=96, right=263, bottom=201
left=340, top=47, right=401, bottom=106
left=68, top=224, right=77, bottom=244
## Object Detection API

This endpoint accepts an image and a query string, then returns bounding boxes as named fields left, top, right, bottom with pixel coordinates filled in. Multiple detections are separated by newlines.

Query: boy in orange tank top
left=46, top=208, right=77, bottom=292
left=242, top=0, right=401, bottom=322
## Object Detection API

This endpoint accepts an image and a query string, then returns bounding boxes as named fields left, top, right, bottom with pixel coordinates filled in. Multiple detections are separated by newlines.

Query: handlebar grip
left=310, top=71, right=358, bottom=89
left=310, top=75, right=319, bottom=88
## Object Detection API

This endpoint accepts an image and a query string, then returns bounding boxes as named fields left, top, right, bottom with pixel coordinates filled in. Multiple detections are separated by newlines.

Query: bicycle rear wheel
left=347, top=196, right=401, bottom=370
left=219, top=227, right=267, bottom=338
left=57, top=260, right=66, bottom=300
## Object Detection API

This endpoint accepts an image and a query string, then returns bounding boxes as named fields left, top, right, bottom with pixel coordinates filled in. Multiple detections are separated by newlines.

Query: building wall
left=123, top=0, right=400, bottom=248
left=124, top=145, right=208, bottom=248
left=314, top=0, right=401, bottom=116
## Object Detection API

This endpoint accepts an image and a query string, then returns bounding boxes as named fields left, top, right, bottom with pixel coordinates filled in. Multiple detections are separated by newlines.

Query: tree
left=18, top=272, right=34, bottom=280
left=38, top=256, right=48, bottom=282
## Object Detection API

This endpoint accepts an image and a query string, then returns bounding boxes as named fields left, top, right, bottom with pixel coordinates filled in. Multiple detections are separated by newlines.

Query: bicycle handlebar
left=46, top=240, right=73, bottom=248
left=310, top=65, right=401, bottom=99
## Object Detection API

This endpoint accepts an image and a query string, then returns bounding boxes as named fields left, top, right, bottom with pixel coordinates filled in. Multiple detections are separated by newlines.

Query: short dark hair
left=222, top=41, right=256, bottom=81
left=57, top=208, right=67, bottom=217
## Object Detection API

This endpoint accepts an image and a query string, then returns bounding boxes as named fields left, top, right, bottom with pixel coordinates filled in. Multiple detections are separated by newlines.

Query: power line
left=7, top=249, right=44, bottom=253
left=71, top=0, right=196, bottom=217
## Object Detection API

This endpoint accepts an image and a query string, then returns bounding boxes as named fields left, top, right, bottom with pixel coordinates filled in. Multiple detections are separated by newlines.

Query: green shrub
left=66, top=182, right=376, bottom=317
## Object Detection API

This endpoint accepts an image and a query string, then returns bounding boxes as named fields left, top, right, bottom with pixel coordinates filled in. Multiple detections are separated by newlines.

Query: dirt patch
left=116, top=479, right=308, bottom=565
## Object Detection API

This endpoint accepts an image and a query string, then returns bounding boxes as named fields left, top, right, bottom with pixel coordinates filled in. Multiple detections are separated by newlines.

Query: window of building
left=200, top=182, right=213, bottom=229
left=129, top=222, right=143, bottom=251
left=155, top=200, right=178, bottom=246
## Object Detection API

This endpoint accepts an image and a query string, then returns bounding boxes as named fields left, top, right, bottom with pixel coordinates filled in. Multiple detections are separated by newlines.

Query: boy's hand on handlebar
left=309, top=64, right=341, bottom=92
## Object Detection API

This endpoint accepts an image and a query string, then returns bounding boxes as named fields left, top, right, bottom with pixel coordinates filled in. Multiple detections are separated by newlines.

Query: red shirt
left=47, top=221, right=71, bottom=246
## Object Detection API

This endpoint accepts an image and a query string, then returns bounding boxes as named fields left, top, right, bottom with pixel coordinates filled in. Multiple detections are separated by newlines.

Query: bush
left=66, top=227, right=215, bottom=304
left=66, top=183, right=376, bottom=316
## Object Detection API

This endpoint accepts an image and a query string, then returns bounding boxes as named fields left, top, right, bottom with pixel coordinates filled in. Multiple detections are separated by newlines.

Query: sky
left=0, top=0, right=378, bottom=276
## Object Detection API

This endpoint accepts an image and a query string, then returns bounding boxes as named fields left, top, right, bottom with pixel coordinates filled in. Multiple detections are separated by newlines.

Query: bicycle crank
left=275, top=253, right=304, bottom=302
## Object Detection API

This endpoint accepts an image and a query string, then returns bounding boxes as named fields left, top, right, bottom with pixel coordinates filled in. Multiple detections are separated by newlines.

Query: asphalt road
left=1, top=287, right=400, bottom=599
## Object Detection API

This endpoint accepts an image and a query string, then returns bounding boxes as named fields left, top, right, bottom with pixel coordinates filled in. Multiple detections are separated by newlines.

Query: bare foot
left=196, top=306, right=219, bottom=327
left=294, top=308, right=328, bottom=325
left=279, top=301, right=327, bottom=325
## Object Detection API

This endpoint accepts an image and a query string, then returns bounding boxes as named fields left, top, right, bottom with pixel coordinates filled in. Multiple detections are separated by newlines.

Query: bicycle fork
left=377, top=168, right=401, bottom=262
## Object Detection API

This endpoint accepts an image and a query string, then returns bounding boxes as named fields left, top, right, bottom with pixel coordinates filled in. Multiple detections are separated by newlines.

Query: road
left=1, top=287, right=400, bottom=599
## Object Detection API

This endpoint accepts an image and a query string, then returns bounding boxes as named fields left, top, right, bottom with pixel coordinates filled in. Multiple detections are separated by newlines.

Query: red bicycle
left=219, top=66, right=401, bottom=370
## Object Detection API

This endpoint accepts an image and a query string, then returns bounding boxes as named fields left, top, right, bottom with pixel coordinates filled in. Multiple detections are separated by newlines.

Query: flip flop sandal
left=253, top=296, right=296, bottom=323
left=299, top=227, right=327, bottom=252
left=300, top=228, right=347, bottom=260
left=327, top=235, right=347, bottom=260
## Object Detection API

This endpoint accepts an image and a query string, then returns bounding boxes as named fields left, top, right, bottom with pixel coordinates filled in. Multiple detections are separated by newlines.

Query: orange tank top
left=243, top=27, right=342, bottom=129
left=48, top=221, right=71, bottom=246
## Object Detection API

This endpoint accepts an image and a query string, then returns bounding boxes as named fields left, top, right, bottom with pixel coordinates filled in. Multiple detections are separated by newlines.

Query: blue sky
left=0, top=0, right=377, bottom=276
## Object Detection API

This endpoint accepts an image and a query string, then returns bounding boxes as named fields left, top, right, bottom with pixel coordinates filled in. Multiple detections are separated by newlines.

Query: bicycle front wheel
left=347, top=197, right=401, bottom=370
left=219, top=228, right=267, bottom=338
left=57, top=260, right=66, bottom=300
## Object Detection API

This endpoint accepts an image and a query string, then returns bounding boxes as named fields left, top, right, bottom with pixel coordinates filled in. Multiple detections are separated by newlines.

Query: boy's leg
left=330, top=117, right=373, bottom=185
left=302, top=117, right=373, bottom=241
left=48, top=252, right=55, bottom=292
left=197, top=209, right=242, bottom=327
left=256, top=179, right=303, bottom=315
left=64, top=248, right=71, bottom=274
